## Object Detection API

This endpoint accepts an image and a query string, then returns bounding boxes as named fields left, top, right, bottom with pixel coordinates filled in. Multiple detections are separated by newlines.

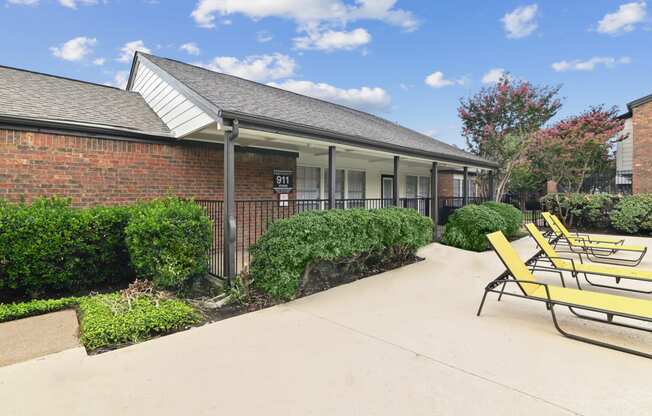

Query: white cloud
left=552, top=56, right=632, bottom=72
left=481, top=68, right=509, bottom=84
left=294, top=27, right=371, bottom=51
left=190, top=0, right=419, bottom=31
left=6, top=0, right=40, bottom=5
left=105, top=70, right=129, bottom=89
left=256, top=30, right=273, bottom=43
left=180, top=42, right=201, bottom=55
left=50, top=36, right=97, bottom=61
left=93, top=57, right=106, bottom=66
left=197, top=53, right=297, bottom=82
left=597, top=1, right=647, bottom=34
left=424, top=71, right=466, bottom=88
left=501, top=4, right=539, bottom=38
left=58, top=0, right=98, bottom=9
left=117, top=40, right=151, bottom=63
left=268, top=79, right=391, bottom=111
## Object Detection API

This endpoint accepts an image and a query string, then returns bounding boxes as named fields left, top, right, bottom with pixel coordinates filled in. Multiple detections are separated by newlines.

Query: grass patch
left=0, top=283, right=203, bottom=352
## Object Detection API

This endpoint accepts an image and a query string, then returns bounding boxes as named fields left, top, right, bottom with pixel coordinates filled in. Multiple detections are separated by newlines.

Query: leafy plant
left=125, top=198, right=212, bottom=290
left=540, top=193, right=617, bottom=228
left=249, top=208, right=433, bottom=301
left=482, top=201, right=523, bottom=237
left=78, top=292, right=201, bottom=351
left=441, top=204, right=507, bottom=252
left=0, top=296, right=80, bottom=322
left=610, top=195, right=652, bottom=234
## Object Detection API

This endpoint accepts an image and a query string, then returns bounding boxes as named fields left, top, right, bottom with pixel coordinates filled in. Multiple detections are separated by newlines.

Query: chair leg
left=497, top=281, right=507, bottom=301
left=476, top=290, right=489, bottom=316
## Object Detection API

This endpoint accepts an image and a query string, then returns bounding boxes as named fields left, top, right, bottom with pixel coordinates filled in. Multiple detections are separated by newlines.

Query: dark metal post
left=463, top=166, right=469, bottom=206
left=431, top=161, right=439, bottom=239
left=223, top=119, right=239, bottom=279
left=393, top=156, right=400, bottom=207
left=488, top=170, right=496, bottom=201
left=430, top=162, right=439, bottom=230
left=328, top=146, right=336, bottom=209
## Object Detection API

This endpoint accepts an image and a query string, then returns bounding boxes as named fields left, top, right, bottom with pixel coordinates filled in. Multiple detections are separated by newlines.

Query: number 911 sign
left=273, top=170, right=293, bottom=193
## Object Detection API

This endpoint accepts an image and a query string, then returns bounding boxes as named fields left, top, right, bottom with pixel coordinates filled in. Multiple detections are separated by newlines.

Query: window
left=453, top=176, right=464, bottom=198
left=406, top=176, right=418, bottom=198
left=324, top=169, right=345, bottom=208
left=297, top=166, right=321, bottom=200
left=347, top=171, right=366, bottom=207
left=418, top=177, right=430, bottom=198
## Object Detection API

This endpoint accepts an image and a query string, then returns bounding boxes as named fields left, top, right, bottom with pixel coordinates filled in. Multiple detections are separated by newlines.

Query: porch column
left=431, top=161, right=439, bottom=238
left=223, top=119, right=239, bottom=279
left=328, top=145, right=336, bottom=209
left=463, top=166, right=469, bottom=206
left=393, top=156, right=400, bottom=207
left=488, top=170, right=496, bottom=201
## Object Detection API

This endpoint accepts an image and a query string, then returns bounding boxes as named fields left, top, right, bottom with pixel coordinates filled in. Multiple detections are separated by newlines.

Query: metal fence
left=197, top=196, right=497, bottom=277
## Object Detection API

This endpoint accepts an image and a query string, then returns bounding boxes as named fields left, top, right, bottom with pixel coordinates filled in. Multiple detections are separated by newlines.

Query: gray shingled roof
left=140, top=53, right=492, bottom=167
left=0, top=65, right=170, bottom=136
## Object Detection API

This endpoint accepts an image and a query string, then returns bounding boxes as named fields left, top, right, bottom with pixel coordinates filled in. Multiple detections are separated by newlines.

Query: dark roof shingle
left=0, top=65, right=170, bottom=136
left=140, top=54, right=491, bottom=166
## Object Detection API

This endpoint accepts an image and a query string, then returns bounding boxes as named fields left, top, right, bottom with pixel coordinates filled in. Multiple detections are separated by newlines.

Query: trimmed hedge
left=125, top=198, right=212, bottom=290
left=0, top=197, right=212, bottom=299
left=441, top=204, right=507, bottom=252
left=0, top=198, right=133, bottom=298
left=483, top=201, right=523, bottom=237
left=249, top=208, right=433, bottom=301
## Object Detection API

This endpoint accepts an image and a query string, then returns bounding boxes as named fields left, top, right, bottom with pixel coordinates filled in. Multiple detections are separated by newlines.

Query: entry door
left=381, top=175, right=394, bottom=206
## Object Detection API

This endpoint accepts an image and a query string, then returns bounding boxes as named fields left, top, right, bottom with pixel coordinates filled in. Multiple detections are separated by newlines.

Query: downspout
left=224, top=119, right=239, bottom=279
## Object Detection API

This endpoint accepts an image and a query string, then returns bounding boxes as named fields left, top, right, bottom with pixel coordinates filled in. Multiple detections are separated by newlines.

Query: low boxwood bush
left=249, top=208, right=433, bottom=301
left=610, top=194, right=652, bottom=234
left=78, top=293, right=201, bottom=351
left=482, top=201, right=523, bottom=237
left=0, top=198, right=133, bottom=299
left=125, top=198, right=212, bottom=290
left=441, top=204, right=507, bottom=252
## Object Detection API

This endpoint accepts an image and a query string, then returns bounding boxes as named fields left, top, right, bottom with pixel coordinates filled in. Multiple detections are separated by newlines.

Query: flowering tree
left=529, top=106, right=625, bottom=193
left=458, top=75, right=562, bottom=201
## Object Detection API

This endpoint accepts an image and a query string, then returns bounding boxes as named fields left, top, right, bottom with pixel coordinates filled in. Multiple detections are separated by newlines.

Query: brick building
left=618, top=93, right=652, bottom=194
left=0, top=52, right=494, bottom=276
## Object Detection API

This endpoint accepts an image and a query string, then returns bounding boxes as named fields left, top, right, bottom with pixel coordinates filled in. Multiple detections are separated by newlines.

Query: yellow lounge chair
left=477, top=230, right=652, bottom=358
left=542, top=212, right=647, bottom=266
left=543, top=212, right=624, bottom=244
left=526, top=223, right=652, bottom=294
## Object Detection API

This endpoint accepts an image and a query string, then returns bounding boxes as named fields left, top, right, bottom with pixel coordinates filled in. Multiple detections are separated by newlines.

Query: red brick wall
left=438, top=173, right=454, bottom=197
left=0, top=129, right=296, bottom=206
left=633, top=100, right=652, bottom=194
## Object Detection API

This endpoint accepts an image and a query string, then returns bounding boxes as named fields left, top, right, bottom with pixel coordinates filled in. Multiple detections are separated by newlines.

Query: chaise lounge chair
left=526, top=223, right=652, bottom=294
left=477, top=230, right=652, bottom=358
left=542, top=212, right=624, bottom=244
left=542, top=212, right=647, bottom=266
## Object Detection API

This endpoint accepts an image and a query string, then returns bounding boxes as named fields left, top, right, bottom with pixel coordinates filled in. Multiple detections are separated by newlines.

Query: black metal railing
left=196, top=196, right=500, bottom=276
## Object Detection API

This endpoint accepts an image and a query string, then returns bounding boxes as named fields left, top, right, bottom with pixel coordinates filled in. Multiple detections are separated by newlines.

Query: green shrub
left=540, top=193, right=616, bottom=228
left=125, top=198, right=212, bottom=290
left=0, top=198, right=134, bottom=298
left=78, top=293, right=201, bottom=351
left=0, top=296, right=80, bottom=322
left=249, top=208, right=433, bottom=301
left=610, top=194, right=652, bottom=234
left=482, top=201, right=523, bottom=237
left=441, top=204, right=507, bottom=252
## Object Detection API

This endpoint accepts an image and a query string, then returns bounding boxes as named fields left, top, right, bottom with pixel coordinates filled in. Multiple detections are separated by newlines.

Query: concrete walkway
left=1, top=235, right=652, bottom=415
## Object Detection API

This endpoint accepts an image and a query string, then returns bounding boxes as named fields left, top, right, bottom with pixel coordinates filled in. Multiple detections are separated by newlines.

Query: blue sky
left=0, top=1, right=650, bottom=147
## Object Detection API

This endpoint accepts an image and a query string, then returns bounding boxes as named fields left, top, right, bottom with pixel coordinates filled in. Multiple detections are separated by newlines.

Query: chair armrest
left=485, top=278, right=551, bottom=300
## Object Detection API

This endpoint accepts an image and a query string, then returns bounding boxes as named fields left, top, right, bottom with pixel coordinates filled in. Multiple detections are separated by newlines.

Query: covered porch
left=188, top=120, right=496, bottom=277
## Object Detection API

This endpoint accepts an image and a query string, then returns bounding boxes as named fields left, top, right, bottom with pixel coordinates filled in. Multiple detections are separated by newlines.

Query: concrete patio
left=1, top=234, right=651, bottom=415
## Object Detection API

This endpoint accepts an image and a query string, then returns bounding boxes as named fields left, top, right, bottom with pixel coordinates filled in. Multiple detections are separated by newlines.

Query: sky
left=0, top=0, right=650, bottom=148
